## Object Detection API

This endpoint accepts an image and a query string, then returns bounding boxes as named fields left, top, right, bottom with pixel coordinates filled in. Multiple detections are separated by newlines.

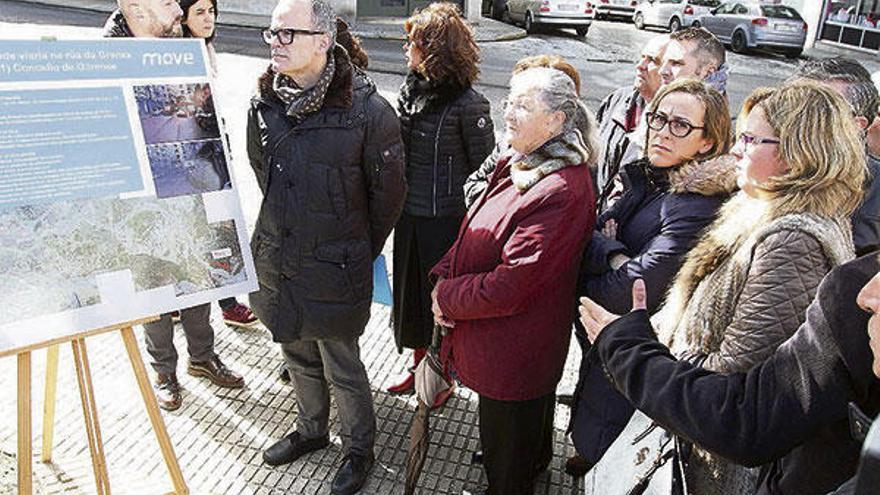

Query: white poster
left=0, top=39, right=258, bottom=354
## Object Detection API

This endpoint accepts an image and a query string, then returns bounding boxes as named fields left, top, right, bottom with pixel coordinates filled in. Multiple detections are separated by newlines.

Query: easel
left=5, top=318, right=189, bottom=495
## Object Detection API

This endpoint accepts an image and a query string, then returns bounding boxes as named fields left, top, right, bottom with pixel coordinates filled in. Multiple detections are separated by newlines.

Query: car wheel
left=691, top=20, right=701, bottom=28
left=784, top=48, right=803, bottom=59
left=576, top=26, right=589, bottom=37
left=669, top=17, right=681, bottom=32
left=731, top=30, right=748, bottom=53
left=634, top=13, right=645, bottom=30
left=525, top=11, right=535, bottom=33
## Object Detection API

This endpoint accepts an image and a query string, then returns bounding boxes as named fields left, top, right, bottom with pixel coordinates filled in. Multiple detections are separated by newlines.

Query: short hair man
left=659, top=27, right=727, bottom=88
left=103, top=0, right=245, bottom=412
left=789, top=58, right=880, bottom=256
left=594, top=33, right=669, bottom=211
left=248, top=0, right=406, bottom=493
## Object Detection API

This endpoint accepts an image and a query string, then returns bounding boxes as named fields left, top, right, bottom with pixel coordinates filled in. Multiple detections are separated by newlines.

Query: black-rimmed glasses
left=645, top=111, right=704, bottom=138
left=738, top=133, right=780, bottom=150
left=261, top=27, right=325, bottom=45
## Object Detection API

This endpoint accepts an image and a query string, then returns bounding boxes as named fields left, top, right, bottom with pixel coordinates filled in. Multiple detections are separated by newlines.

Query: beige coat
left=653, top=191, right=855, bottom=493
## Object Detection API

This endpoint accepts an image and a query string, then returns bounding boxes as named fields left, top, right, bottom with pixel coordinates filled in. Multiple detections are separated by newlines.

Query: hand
left=857, top=271, right=880, bottom=378
left=602, top=219, right=618, bottom=239
left=579, top=279, right=647, bottom=344
left=431, top=278, right=455, bottom=328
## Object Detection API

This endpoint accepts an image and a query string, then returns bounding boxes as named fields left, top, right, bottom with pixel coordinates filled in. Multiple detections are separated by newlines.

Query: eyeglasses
left=738, top=133, right=780, bottom=150
left=261, top=27, right=325, bottom=45
left=645, top=111, right=704, bottom=138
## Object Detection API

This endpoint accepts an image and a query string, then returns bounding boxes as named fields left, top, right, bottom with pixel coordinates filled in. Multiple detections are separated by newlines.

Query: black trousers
left=479, top=392, right=555, bottom=495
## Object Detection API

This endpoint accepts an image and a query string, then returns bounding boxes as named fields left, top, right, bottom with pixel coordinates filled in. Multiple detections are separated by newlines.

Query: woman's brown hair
left=646, top=78, right=733, bottom=163
left=404, top=2, right=480, bottom=87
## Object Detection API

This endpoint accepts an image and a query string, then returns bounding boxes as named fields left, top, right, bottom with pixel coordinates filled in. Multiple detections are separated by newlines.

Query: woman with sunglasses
left=570, top=78, right=737, bottom=467
left=385, top=3, right=495, bottom=400
left=578, top=81, right=866, bottom=494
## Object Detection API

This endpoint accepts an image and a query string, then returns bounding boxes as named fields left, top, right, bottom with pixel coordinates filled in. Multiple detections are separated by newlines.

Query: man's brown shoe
left=155, top=373, right=182, bottom=411
left=188, top=354, right=244, bottom=388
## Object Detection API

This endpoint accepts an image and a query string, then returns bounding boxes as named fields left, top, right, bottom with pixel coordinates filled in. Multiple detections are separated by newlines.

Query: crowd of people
left=100, top=0, right=880, bottom=493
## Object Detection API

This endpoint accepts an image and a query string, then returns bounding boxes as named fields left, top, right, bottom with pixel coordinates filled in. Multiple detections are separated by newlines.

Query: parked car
left=501, top=0, right=595, bottom=36
left=595, top=0, right=639, bottom=20
left=698, top=2, right=807, bottom=58
left=633, top=0, right=721, bottom=32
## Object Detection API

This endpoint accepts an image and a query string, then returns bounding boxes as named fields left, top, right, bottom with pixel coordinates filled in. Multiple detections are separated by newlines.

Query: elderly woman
left=570, top=77, right=736, bottom=468
left=580, top=81, right=866, bottom=494
left=387, top=2, right=495, bottom=397
left=429, top=67, right=597, bottom=495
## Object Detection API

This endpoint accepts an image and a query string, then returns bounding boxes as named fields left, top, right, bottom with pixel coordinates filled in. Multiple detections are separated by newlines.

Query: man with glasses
left=103, top=0, right=245, bottom=412
left=594, top=33, right=670, bottom=213
left=248, top=0, right=405, bottom=493
left=788, top=58, right=880, bottom=256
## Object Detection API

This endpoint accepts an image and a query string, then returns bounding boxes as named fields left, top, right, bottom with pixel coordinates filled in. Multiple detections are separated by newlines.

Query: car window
left=761, top=5, right=803, bottom=20
left=733, top=3, right=748, bottom=15
left=691, top=0, right=720, bottom=6
left=659, top=0, right=683, bottom=4
left=714, top=2, right=734, bottom=14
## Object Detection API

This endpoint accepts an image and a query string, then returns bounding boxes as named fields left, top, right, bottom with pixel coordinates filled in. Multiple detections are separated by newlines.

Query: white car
left=633, top=0, right=721, bottom=32
left=594, top=0, right=639, bottom=20
left=503, top=0, right=595, bottom=36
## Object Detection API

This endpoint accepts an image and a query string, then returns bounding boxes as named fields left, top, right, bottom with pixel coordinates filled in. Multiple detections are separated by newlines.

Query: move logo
left=141, top=51, right=195, bottom=66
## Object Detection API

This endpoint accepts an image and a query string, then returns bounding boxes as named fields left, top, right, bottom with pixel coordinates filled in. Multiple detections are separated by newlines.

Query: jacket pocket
left=303, top=243, right=355, bottom=303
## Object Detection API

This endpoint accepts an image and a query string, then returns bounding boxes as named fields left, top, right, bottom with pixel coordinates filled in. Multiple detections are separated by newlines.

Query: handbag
left=584, top=410, right=689, bottom=495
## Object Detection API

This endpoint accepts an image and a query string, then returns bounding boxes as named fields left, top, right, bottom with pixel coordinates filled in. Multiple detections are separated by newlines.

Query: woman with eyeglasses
left=570, top=78, right=737, bottom=467
left=578, top=81, right=865, bottom=493
left=385, top=2, right=495, bottom=401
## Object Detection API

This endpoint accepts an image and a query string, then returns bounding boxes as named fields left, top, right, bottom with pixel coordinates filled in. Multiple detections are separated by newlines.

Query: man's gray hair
left=788, top=57, right=878, bottom=122
left=310, top=0, right=337, bottom=47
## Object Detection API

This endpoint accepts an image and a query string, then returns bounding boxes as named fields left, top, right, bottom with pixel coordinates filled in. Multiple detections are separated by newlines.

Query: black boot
left=331, top=451, right=375, bottom=495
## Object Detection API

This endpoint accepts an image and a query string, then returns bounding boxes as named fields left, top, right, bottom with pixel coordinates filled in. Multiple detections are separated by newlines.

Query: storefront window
left=822, top=0, right=880, bottom=50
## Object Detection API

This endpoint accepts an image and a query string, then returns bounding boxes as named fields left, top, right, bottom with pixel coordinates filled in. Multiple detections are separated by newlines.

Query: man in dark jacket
left=103, top=0, right=245, bottom=412
left=788, top=57, right=880, bottom=256
left=248, top=1, right=406, bottom=493
left=579, top=253, right=880, bottom=495
left=594, top=33, right=668, bottom=212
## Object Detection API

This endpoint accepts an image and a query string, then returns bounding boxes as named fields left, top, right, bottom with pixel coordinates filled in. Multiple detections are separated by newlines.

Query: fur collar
left=398, top=71, right=469, bottom=115
left=509, top=130, right=588, bottom=192
left=256, top=44, right=354, bottom=110
left=656, top=191, right=854, bottom=346
left=667, top=154, right=738, bottom=196
left=102, top=10, right=133, bottom=38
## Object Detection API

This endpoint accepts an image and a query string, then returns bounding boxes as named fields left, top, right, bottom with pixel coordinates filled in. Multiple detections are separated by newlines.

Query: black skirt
left=392, top=212, right=463, bottom=350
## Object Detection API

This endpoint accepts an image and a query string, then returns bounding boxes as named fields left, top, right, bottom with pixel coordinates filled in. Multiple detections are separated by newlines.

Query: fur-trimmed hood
left=667, top=154, right=738, bottom=197
left=255, top=44, right=355, bottom=110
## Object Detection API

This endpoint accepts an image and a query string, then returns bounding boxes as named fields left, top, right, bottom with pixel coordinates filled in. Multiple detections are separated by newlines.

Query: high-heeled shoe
left=386, top=348, right=426, bottom=394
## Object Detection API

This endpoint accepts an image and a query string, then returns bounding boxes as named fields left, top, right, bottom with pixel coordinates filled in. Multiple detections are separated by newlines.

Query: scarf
left=509, top=130, right=589, bottom=192
left=703, top=62, right=731, bottom=94
left=273, top=52, right=336, bottom=123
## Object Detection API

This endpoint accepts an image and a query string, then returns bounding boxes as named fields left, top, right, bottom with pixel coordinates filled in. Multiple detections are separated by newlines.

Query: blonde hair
left=742, top=81, right=866, bottom=217
left=647, top=78, right=733, bottom=163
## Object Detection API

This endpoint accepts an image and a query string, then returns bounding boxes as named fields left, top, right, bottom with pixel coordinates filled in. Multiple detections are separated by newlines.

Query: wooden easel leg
left=72, top=339, right=111, bottom=495
left=120, top=326, right=188, bottom=495
left=18, top=352, right=33, bottom=495
left=41, top=344, right=59, bottom=463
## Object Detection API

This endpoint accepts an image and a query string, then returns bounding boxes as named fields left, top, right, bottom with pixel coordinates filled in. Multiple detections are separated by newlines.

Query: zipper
left=447, top=156, right=453, bottom=195
left=432, top=104, right=452, bottom=217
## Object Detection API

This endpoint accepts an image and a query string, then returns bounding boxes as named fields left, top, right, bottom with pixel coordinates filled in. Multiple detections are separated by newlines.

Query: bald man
left=102, top=0, right=244, bottom=412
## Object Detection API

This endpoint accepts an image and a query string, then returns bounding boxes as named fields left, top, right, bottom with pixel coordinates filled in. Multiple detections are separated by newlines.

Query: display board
left=0, top=39, right=258, bottom=353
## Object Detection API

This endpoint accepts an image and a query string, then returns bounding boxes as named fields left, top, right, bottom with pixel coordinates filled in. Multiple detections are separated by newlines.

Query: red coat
left=430, top=154, right=596, bottom=401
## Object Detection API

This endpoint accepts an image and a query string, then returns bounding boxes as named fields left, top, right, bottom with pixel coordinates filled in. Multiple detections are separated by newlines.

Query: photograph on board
left=146, top=139, right=230, bottom=198
left=134, top=83, right=220, bottom=144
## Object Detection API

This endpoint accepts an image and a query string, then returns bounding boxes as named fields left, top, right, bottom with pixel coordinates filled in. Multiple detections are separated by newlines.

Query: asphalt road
left=1, top=0, right=800, bottom=127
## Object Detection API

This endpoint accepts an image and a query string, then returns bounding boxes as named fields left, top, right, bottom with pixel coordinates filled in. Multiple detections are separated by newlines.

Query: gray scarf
left=273, top=53, right=336, bottom=123
left=510, top=130, right=589, bottom=192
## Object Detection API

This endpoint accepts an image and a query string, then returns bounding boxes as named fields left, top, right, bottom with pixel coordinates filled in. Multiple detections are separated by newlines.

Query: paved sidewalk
left=0, top=300, right=584, bottom=494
